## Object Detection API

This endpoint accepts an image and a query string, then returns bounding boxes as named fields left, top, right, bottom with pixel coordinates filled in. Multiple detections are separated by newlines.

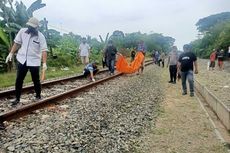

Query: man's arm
left=42, top=51, right=47, bottom=64
left=177, top=62, right=181, bottom=71
left=194, top=61, right=198, bottom=74
left=90, top=71, right=94, bottom=80
left=10, top=43, right=21, bottom=54
left=167, top=56, right=170, bottom=67
left=5, top=43, right=21, bottom=63
left=88, top=45, right=91, bottom=56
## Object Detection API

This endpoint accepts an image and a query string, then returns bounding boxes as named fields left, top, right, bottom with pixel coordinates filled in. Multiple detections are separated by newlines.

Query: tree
left=192, top=12, right=230, bottom=58
left=196, top=12, right=230, bottom=33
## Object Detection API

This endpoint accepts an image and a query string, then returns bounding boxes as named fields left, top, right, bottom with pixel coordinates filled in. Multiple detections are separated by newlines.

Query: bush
left=47, top=49, right=76, bottom=68
left=47, top=48, right=104, bottom=68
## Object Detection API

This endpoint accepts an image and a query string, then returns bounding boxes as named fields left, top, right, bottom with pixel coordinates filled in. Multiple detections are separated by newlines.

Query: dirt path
left=138, top=66, right=228, bottom=153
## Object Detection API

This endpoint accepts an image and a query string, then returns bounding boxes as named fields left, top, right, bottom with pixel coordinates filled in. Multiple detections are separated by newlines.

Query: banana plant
left=27, top=0, right=46, bottom=17
left=0, top=27, right=10, bottom=48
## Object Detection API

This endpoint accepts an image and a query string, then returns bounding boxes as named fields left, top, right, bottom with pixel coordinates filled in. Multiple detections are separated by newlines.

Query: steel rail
left=0, top=69, right=108, bottom=99
left=0, top=60, right=153, bottom=99
left=0, top=61, right=153, bottom=127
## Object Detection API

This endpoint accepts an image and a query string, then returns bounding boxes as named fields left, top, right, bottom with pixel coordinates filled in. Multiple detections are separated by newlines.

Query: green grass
left=0, top=65, right=85, bottom=88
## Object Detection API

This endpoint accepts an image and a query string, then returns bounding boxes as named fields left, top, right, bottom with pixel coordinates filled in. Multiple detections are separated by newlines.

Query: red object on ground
left=116, top=52, right=144, bottom=74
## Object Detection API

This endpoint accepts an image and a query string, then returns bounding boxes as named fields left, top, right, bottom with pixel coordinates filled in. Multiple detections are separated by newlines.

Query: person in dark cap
left=178, top=44, right=198, bottom=97
left=105, top=40, right=118, bottom=75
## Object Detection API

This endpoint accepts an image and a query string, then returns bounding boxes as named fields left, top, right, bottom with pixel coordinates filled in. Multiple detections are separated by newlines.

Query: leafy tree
left=192, top=12, right=230, bottom=58
left=196, top=12, right=230, bottom=33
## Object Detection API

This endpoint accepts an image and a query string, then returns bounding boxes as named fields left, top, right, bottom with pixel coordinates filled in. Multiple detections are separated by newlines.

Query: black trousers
left=16, top=62, right=41, bottom=101
left=169, top=65, right=177, bottom=82
left=83, top=69, right=99, bottom=78
left=161, top=60, right=164, bottom=68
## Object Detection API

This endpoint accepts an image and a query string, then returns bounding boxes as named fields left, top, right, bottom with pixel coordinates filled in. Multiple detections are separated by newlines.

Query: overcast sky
left=22, top=0, right=230, bottom=50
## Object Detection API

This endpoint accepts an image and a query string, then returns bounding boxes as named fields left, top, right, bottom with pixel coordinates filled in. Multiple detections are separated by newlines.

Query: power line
left=48, top=24, right=71, bottom=33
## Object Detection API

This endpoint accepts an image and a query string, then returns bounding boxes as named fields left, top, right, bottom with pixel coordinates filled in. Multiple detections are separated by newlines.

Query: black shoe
left=190, top=92, right=194, bottom=97
left=168, top=81, right=173, bottom=83
left=182, top=92, right=187, bottom=95
left=0, top=122, right=5, bottom=130
left=11, top=99, right=19, bottom=106
left=33, top=96, right=41, bottom=102
left=172, top=81, right=176, bottom=84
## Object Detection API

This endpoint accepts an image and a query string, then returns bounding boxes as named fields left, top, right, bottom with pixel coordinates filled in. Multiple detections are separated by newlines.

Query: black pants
left=158, top=59, right=161, bottom=66
left=161, top=60, right=164, bottom=68
left=16, top=62, right=41, bottom=101
left=102, top=58, right=107, bottom=68
left=106, top=59, right=115, bottom=73
left=83, top=69, right=99, bottom=77
left=169, top=65, right=177, bottom=82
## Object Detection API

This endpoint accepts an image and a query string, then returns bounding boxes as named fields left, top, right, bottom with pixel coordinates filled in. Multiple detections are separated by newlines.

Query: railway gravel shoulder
left=0, top=73, right=108, bottom=113
left=137, top=65, right=228, bottom=153
left=0, top=65, right=163, bottom=152
left=196, top=60, right=230, bottom=108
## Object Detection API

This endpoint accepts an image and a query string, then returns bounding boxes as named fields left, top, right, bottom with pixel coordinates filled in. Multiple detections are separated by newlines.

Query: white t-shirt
left=14, top=28, right=48, bottom=66
left=79, top=43, right=90, bottom=57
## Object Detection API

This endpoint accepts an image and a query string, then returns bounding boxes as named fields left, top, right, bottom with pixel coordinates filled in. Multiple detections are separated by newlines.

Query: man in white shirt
left=79, top=37, right=90, bottom=65
left=228, top=46, right=230, bottom=61
left=5, top=17, right=48, bottom=106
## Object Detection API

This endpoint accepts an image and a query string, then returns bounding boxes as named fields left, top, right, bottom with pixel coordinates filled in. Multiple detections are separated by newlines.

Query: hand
left=5, top=53, right=13, bottom=63
left=92, top=78, right=95, bottom=82
left=194, top=69, right=198, bottom=74
left=42, top=63, right=47, bottom=70
left=117, top=53, right=122, bottom=56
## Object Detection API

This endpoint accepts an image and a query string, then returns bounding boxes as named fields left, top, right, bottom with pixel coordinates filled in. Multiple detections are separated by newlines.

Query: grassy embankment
left=0, top=65, right=84, bottom=88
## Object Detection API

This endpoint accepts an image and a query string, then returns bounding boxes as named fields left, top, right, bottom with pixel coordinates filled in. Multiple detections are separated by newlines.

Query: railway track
left=0, top=69, right=109, bottom=99
left=0, top=61, right=153, bottom=129
left=0, top=60, right=153, bottom=99
left=0, top=71, right=109, bottom=113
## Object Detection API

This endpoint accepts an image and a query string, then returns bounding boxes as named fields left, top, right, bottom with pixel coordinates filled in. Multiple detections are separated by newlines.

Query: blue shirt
left=85, top=63, right=94, bottom=72
left=137, top=43, right=146, bottom=52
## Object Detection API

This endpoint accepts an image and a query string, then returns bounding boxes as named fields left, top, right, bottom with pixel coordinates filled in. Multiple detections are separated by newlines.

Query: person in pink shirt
left=209, top=49, right=216, bottom=70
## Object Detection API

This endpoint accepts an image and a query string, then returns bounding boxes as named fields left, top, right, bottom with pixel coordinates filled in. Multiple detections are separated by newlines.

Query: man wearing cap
left=5, top=17, right=48, bottom=106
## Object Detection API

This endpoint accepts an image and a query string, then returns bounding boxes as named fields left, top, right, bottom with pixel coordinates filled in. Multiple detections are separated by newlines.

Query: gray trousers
left=181, top=70, right=194, bottom=93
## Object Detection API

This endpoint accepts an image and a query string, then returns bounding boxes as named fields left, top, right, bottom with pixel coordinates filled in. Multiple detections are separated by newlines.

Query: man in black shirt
left=105, top=40, right=118, bottom=75
left=178, top=44, right=198, bottom=97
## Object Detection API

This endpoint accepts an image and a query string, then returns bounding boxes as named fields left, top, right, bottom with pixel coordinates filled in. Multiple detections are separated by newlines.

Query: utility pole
left=43, top=18, right=53, bottom=56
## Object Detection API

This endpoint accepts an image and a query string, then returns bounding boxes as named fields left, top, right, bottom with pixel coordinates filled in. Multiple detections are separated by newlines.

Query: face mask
left=26, top=26, right=38, bottom=36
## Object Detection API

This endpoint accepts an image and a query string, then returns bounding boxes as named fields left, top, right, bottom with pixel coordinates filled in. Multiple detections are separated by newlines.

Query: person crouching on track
left=5, top=17, right=48, bottom=106
left=83, top=62, right=99, bottom=82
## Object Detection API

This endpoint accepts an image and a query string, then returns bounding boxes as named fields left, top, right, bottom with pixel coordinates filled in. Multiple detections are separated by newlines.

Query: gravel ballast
left=0, top=73, right=108, bottom=113
left=0, top=65, right=164, bottom=152
left=196, top=59, right=230, bottom=107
